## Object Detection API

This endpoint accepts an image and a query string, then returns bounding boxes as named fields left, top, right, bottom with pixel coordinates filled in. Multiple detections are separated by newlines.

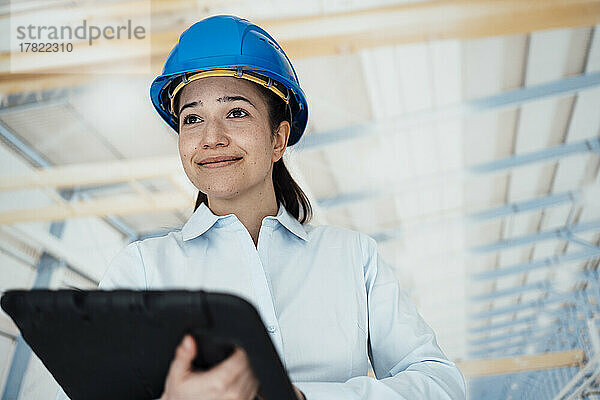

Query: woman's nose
left=201, top=119, right=229, bottom=149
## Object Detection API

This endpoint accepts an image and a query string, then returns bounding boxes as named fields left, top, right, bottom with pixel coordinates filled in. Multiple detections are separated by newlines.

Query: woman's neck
left=207, top=180, right=279, bottom=247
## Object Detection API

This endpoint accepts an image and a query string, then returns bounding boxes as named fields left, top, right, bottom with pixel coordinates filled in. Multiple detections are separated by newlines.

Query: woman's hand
left=160, top=335, right=259, bottom=400
left=160, top=335, right=306, bottom=400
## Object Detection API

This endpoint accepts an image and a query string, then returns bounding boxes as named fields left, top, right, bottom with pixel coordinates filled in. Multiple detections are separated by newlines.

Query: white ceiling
left=0, top=0, right=599, bottom=363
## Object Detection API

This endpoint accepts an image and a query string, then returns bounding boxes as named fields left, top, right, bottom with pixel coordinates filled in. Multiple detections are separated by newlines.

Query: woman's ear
left=272, top=120, right=290, bottom=162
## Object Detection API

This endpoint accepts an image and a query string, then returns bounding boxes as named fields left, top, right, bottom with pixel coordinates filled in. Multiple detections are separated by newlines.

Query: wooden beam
left=1, top=224, right=103, bottom=283
left=0, top=55, right=167, bottom=94
left=0, top=192, right=192, bottom=224
left=1, top=0, right=599, bottom=93
left=456, top=349, right=586, bottom=377
left=0, top=155, right=182, bottom=191
left=4, top=0, right=200, bottom=19
left=0, top=155, right=193, bottom=224
left=269, top=0, right=600, bottom=57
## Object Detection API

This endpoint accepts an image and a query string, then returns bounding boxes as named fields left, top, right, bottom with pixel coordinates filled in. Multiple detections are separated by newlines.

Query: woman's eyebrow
left=179, top=101, right=201, bottom=114
left=217, top=96, right=255, bottom=108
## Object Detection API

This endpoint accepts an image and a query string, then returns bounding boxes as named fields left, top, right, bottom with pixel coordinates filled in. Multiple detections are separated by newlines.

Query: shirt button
left=267, top=325, right=277, bottom=333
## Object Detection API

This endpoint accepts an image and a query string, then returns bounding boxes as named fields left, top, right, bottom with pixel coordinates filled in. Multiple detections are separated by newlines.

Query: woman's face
left=177, top=76, right=288, bottom=201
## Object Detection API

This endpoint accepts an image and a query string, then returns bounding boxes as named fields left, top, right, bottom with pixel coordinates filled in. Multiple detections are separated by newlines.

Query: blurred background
left=1, top=0, right=600, bottom=399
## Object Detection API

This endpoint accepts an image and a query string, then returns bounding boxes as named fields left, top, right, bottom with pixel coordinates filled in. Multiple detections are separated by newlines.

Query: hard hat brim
left=150, top=65, right=308, bottom=146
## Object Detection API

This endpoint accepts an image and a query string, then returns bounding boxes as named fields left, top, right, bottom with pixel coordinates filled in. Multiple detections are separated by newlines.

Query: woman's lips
left=196, top=156, right=243, bottom=168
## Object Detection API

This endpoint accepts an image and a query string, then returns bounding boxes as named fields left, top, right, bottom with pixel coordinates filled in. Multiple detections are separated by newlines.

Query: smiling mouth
left=197, top=157, right=243, bottom=168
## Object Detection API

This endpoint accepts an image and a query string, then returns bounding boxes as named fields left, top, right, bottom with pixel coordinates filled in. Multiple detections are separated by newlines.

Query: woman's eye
left=227, top=108, right=248, bottom=118
left=182, top=115, right=201, bottom=125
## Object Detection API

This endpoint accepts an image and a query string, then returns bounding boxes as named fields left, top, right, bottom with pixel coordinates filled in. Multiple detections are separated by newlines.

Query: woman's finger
left=165, top=335, right=197, bottom=382
left=164, top=343, right=259, bottom=399
left=221, top=358, right=259, bottom=400
left=238, top=369, right=260, bottom=400
left=210, top=347, right=251, bottom=385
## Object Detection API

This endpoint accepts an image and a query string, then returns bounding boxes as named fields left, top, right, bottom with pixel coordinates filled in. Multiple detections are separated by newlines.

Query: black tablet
left=1, top=290, right=296, bottom=400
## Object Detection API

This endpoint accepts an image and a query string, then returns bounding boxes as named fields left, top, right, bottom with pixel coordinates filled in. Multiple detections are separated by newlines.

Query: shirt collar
left=272, top=203, right=308, bottom=242
left=181, top=202, right=308, bottom=242
left=181, top=202, right=221, bottom=241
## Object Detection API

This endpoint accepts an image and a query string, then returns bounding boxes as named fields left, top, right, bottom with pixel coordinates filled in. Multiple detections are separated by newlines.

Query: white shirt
left=57, top=203, right=465, bottom=399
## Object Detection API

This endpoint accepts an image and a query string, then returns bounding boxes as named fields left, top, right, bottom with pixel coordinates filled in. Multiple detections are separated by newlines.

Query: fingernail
left=183, top=335, right=193, bottom=350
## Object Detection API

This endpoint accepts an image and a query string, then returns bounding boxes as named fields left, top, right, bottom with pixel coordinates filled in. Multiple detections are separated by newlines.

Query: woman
left=57, top=15, right=465, bottom=400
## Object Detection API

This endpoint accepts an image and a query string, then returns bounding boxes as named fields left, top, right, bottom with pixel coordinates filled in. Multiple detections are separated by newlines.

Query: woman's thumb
left=167, top=335, right=197, bottom=379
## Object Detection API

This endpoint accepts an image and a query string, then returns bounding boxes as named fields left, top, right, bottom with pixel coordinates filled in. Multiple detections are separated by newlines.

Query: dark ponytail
left=193, top=83, right=312, bottom=224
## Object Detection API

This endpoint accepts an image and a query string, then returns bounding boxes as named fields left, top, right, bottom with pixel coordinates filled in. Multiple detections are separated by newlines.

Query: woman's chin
left=200, top=187, right=241, bottom=201
left=193, top=176, right=271, bottom=202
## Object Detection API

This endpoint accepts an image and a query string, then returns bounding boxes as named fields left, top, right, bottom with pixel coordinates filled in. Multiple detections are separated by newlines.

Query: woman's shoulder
left=303, top=223, right=377, bottom=250
left=132, top=229, right=184, bottom=248
left=102, top=230, right=185, bottom=288
left=114, top=230, right=186, bottom=261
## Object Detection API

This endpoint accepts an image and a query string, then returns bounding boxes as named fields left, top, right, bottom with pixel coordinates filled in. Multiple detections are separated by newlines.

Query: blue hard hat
left=150, top=15, right=309, bottom=146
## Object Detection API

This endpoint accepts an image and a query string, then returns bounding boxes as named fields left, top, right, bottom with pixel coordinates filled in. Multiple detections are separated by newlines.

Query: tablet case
left=1, top=290, right=297, bottom=400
